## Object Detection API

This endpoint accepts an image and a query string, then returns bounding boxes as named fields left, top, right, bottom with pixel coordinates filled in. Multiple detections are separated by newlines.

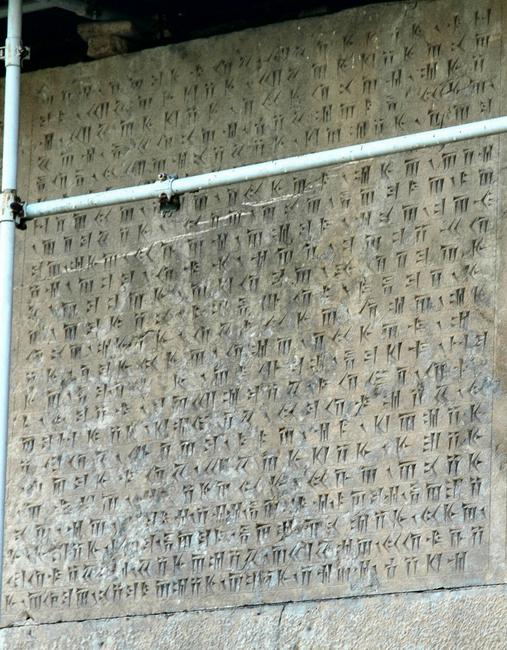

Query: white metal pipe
left=0, top=0, right=50, bottom=19
left=25, top=178, right=174, bottom=218
left=2, top=0, right=22, bottom=191
left=0, top=0, right=22, bottom=607
left=24, top=115, right=507, bottom=221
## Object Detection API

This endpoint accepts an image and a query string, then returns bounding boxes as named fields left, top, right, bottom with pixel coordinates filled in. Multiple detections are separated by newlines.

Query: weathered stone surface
left=1, top=0, right=506, bottom=630
left=0, top=585, right=505, bottom=649
left=279, top=585, right=507, bottom=649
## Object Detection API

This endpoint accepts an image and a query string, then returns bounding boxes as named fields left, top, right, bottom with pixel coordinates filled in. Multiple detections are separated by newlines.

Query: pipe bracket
left=158, top=174, right=180, bottom=214
left=19, top=45, right=30, bottom=62
left=0, top=43, right=30, bottom=66
left=10, top=198, right=26, bottom=230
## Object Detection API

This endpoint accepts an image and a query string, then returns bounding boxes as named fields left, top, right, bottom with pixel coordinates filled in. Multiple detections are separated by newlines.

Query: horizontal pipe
left=24, top=179, right=172, bottom=219
left=24, top=115, right=507, bottom=221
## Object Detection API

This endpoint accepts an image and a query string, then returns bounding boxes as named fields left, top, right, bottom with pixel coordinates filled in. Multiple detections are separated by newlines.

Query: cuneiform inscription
left=4, top=0, right=503, bottom=624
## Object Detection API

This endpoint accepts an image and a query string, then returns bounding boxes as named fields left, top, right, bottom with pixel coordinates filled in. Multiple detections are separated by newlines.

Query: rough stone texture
left=1, top=0, right=506, bottom=637
left=0, top=585, right=505, bottom=649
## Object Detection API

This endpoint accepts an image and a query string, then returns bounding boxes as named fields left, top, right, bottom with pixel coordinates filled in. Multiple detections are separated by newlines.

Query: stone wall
left=0, top=0, right=506, bottom=645
left=0, top=586, right=506, bottom=649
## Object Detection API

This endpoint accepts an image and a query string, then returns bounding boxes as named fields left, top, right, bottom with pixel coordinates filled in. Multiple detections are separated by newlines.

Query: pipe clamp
left=11, top=199, right=26, bottom=230
left=0, top=41, right=30, bottom=66
left=158, top=174, right=180, bottom=214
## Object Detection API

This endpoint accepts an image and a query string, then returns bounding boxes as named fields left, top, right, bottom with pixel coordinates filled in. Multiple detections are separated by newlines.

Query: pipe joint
left=1, top=191, right=26, bottom=229
left=11, top=198, right=26, bottom=230
left=158, top=174, right=180, bottom=214
left=0, top=40, right=30, bottom=67
left=1, top=190, right=26, bottom=230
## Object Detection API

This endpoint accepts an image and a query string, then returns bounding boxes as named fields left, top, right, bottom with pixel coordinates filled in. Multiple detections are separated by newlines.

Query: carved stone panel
left=3, top=0, right=506, bottom=625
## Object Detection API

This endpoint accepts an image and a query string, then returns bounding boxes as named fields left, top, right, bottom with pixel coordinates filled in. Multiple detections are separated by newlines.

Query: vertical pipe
left=0, top=0, right=22, bottom=610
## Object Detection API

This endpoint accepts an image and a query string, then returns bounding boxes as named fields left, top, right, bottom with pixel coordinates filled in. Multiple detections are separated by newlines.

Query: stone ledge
left=0, top=585, right=505, bottom=649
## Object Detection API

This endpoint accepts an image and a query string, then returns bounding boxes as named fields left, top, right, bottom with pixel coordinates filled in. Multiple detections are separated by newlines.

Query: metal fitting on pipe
left=10, top=196, right=26, bottom=230
left=158, top=174, right=180, bottom=214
